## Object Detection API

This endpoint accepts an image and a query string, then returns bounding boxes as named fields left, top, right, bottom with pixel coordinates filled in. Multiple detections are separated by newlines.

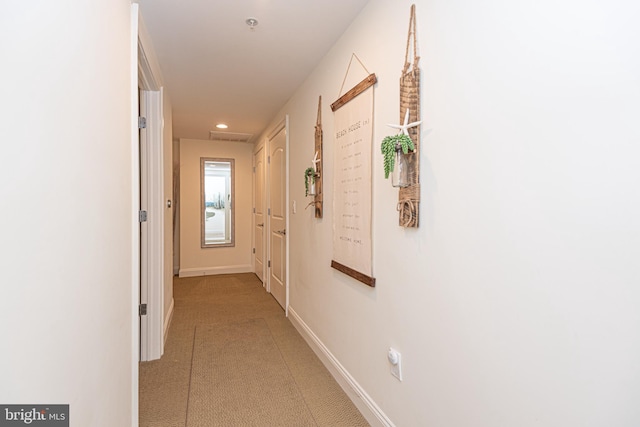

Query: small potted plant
left=304, top=167, right=317, bottom=197
left=381, top=134, right=414, bottom=186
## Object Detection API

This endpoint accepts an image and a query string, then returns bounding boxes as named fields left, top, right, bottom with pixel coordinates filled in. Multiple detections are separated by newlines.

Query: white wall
left=179, top=139, right=254, bottom=276
left=173, top=139, right=181, bottom=275
left=0, top=1, right=136, bottom=426
left=161, top=90, right=174, bottom=334
left=260, top=0, right=640, bottom=425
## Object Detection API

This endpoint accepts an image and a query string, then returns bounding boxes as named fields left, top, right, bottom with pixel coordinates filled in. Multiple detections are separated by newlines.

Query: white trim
left=250, top=148, right=257, bottom=280
left=288, top=307, right=395, bottom=427
left=137, top=16, right=164, bottom=89
left=267, top=119, right=286, bottom=140
left=178, top=264, right=253, bottom=277
left=130, top=4, right=140, bottom=426
left=138, top=43, right=159, bottom=91
left=284, top=115, right=290, bottom=317
left=163, top=298, right=174, bottom=345
left=252, top=139, right=268, bottom=287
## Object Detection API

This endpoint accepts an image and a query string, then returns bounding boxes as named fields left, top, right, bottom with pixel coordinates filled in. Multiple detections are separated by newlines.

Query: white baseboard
left=288, top=307, right=395, bottom=427
left=163, top=297, right=174, bottom=350
left=178, top=264, right=252, bottom=277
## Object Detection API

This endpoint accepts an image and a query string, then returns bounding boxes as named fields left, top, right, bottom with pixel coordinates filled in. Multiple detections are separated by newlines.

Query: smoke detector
left=245, top=18, right=258, bottom=31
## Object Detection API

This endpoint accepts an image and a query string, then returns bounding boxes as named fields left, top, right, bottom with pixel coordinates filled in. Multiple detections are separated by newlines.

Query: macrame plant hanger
left=398, top=4, right=421, bottom=227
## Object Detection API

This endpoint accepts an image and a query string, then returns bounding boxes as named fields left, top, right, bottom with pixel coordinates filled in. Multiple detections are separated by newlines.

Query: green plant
left=304, top=167, right=317, bottom=196
left=381, top=134, right=414, bottom=179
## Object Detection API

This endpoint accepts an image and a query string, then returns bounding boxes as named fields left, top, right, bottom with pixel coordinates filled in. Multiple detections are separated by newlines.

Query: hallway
left=139, top=274, right=368, bottom=426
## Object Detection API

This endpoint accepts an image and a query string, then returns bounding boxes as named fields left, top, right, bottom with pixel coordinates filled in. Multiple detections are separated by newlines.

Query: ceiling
left=138, top=0, right=370, bottom=142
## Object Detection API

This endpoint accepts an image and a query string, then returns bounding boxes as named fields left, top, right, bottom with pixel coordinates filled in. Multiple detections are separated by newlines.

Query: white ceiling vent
left=209, top=131, right=254, bottom=143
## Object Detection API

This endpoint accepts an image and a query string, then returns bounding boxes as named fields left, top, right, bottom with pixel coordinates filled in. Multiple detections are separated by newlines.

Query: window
left=201, top=158, right=234, bottom=247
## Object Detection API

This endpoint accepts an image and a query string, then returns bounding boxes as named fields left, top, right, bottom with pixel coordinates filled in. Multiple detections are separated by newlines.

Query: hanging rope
left=338, top=53, right=371, bottom=97
left=403, top=4, right=420, bottom=74
left=397, top=183, right=420, bottom=227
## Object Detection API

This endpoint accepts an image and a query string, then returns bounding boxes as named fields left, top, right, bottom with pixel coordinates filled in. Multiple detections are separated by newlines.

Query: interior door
left=253, top=145, right=266, bottom=282
left=268, top=126, right=287, bottom=310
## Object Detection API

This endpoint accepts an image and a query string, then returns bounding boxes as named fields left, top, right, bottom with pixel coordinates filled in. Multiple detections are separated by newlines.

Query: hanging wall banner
left=331, top=77, right=375, bottom=287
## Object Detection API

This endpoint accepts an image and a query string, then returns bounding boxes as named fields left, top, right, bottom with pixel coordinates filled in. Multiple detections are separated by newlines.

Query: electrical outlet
left=388, top=348, right=403, bottom=381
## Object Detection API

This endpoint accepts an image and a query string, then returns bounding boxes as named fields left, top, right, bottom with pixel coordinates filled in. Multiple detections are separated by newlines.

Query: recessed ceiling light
left=216, top=123, right=228, bottom=129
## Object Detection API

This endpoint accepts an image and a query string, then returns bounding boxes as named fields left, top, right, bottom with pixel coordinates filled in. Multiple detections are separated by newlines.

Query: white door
left=138, top=87, right=164, bottom=361
left=268, top=125, right=287, bottom=310
left=253, top=145, right=266, bottom=282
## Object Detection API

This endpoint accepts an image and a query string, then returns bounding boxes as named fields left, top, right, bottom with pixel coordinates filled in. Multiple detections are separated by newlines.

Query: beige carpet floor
left=139, top=273, right=369, bottom=427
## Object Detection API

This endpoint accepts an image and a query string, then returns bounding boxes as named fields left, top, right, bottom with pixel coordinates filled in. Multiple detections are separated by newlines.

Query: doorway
left=138, top=38, right=165, bottom=362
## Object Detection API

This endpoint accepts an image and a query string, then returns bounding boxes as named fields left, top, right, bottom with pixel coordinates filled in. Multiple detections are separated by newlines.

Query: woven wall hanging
left=398, top=4, right=421, bottom=227
left=313, top=96, right=323, bottom=218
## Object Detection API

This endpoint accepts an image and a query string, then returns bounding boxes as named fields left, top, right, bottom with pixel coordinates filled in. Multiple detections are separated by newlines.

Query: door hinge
left=138, top=116, right=147, bottom=129
left=139, top=304, right=147, bottom=316
left=268, top=156, right=271, bottom=164
left=268, top=208, right=271, bottom=216
left=252, top=248, right=256, bottom=254
left=139, top=210, right=148, bottom=222
left=268, top=260, right=271, bottom=267
left=253, top=166, right=256, bottom=173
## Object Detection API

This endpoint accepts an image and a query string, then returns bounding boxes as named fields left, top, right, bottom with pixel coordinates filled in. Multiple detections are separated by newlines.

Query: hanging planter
left=304, top=167, right=318, bottom=197
left=381, top=134, right=415, bottom=185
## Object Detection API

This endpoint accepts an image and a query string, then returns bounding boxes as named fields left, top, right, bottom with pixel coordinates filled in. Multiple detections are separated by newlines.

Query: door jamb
left=130, top=5, right=140, bottom=426
left=285, top=115, right=290, bottom=316
left=252, top=140, right=266, bottom=285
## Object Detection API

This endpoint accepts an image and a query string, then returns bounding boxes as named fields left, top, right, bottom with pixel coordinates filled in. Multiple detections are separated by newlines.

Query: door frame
left=265, top=117, right=290, bottom=315
left=138, top=16, right=165, bottom=362
left=252, top=140, right=266, bottom=284
left=130, top=6, right=140, bottom=425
